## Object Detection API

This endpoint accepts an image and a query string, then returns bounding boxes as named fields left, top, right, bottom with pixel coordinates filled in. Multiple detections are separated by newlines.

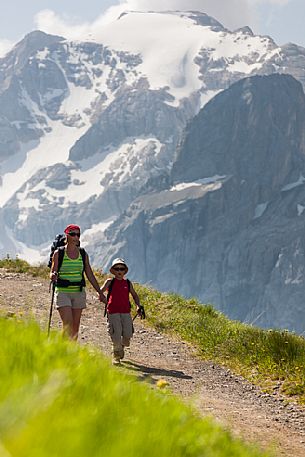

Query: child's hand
left=137, top=305, right=146, bottom=319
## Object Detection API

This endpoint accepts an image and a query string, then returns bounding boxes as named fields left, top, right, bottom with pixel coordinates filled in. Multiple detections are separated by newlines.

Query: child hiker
left=100, top=258, right=145, bottom=365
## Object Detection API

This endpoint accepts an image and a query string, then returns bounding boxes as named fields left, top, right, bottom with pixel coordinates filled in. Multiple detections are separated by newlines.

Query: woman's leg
left=71, top=308, right=83, bottom=340
left=58, top=306, right=73, bottom=338
left=70, top=291, right=86, bottom=340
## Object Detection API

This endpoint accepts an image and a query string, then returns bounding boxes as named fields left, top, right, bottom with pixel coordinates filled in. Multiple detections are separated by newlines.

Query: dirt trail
left=1, top=269, right=305, bottom=457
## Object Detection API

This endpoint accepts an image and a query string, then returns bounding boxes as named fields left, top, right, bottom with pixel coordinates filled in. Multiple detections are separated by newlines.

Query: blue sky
left=0, top=0, right=304, bottom=56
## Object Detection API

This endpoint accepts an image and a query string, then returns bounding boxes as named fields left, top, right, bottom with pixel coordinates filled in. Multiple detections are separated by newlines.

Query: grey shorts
left=55, top=290, right=86, bottom=309
left=107, top=313, right=134, bottom=342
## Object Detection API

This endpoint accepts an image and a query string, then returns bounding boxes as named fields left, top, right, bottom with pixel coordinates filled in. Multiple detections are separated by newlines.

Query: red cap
left=64, top=224, right=80, bottom=234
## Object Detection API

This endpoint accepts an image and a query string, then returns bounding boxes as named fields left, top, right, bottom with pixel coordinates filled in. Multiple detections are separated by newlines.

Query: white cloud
left=34, top=10, right=92, bottom=40
left=0, top=39, right=14, bottom=58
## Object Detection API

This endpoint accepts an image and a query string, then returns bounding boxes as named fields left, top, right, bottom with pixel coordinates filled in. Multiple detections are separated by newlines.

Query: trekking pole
left=47, top=281, right=55, bottom=336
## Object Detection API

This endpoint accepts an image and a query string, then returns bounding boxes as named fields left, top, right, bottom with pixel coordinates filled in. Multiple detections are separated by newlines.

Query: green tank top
left=56, top=250, right=84, bottom=293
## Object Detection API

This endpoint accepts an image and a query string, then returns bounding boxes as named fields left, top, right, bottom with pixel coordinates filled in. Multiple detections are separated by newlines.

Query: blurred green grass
left=0, top=318, right=270, bottom=457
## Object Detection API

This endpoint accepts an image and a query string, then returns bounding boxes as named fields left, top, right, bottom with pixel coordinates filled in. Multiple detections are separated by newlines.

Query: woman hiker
left=50, top=224, right=105, bottom=340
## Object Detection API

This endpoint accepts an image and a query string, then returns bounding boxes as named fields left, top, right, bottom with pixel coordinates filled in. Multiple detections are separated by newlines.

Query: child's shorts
left=55, top=290, right=86, bottom=309
left=107, top=313, right=134, bottom=340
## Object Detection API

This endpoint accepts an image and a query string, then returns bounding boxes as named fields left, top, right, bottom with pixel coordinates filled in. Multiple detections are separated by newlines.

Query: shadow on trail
left=122, top=360, right=192, bottom=380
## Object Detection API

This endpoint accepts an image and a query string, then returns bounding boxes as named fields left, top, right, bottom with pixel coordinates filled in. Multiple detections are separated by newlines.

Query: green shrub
left=0, top=256, right=49, bottom=278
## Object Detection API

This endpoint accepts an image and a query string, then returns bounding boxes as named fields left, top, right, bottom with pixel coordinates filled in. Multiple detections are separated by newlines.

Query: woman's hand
left=50, top=271, right=58, bottom=282
left=98, top=290, right=107, bottom=305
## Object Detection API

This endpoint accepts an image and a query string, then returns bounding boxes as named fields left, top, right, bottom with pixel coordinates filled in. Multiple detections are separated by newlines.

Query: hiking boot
left=113, top=348, right=124, bottom=362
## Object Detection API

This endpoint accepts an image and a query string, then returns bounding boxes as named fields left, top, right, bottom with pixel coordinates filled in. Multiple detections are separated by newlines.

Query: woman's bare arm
left=84, top=253, right=107, bottom=303
left=50, top=250, right=59, bottom=281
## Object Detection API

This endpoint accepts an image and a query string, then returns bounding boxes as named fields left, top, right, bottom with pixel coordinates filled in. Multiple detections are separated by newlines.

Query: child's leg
left=121, top=313, right=134, bottom=348
left=107, top=314, right=124, bottom=361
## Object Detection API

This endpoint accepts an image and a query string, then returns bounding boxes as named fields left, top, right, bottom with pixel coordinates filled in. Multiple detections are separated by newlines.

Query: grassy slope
left=1, top=257, right=304, bottom=405
left=0, top=318, right=270, bottom=457
left=137, top=286, right=305, bottom=404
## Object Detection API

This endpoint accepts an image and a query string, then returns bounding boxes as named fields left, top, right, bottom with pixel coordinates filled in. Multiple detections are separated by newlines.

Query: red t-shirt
left=107, top=279, right=131, bottom=314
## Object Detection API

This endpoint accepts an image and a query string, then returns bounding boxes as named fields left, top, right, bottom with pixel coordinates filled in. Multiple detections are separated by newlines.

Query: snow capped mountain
left=82, top=9, right=283, bottom=104
left=1, top=9, right=305, bottom=264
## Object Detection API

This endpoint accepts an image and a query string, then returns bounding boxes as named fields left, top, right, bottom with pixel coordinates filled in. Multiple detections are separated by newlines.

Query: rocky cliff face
left=97, top=74, right=305, bottom=334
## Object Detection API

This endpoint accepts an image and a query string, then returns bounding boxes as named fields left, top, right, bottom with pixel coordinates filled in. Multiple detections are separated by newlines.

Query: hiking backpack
left=48, top=234, right=66, bottom=268
left=48, top=234, right=87, bottom=290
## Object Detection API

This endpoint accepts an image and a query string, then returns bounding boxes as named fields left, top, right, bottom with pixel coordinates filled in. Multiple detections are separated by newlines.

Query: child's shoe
left=113, top=349, right=123, bottom=364
left=112, top=357, right=121, bottom=366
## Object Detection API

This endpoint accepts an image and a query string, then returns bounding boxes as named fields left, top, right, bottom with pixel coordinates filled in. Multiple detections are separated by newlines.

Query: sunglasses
left=113, top=267, right=126, bottom=272
left=68, top=232, right=81, bottom=237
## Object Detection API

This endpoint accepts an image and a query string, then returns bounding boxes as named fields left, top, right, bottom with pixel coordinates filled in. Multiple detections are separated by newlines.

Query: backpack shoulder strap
left=79, top=248, right=86, bottom=271
left=106, top=278, right=115, bottom=303
left=127, top=279, right=131, bottom=306
left=57, top=246, right=65, bottom=273
left=79, top=248, right=87, bottom=290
